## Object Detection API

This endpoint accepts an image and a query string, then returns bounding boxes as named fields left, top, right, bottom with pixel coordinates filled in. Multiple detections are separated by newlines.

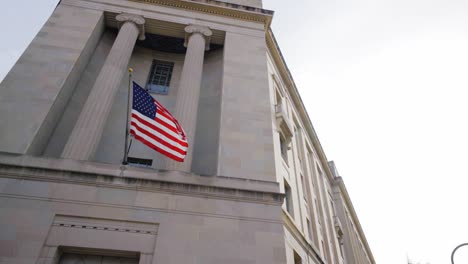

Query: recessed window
left=315, top=199, right=321, bottom=224
left=284, top=180, right=294, bottom=217
left=146, top=60, right=174, bottom=94
left=306, top=218, right=313, bottom=240
left=301, top=174, right=308, bottom=200
left=322, top=240, right=327, bottom=260
left=127, top=157, right=153, bottom=168
left=280, top=133, right=288, bottom=164
left=293, top=250, right=302, bottom=264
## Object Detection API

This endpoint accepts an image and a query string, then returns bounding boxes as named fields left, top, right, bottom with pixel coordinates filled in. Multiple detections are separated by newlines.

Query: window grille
left=146, top=60, right=174, bottom=94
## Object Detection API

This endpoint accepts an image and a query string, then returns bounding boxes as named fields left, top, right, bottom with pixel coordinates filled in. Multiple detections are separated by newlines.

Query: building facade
left=0, top=0, right=375, bottom=263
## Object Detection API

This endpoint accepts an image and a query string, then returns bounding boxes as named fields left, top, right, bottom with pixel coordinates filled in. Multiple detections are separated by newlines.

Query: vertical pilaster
left=61, top=14, right=145, bottom=161
left=166, top=24, right=212, bottom=172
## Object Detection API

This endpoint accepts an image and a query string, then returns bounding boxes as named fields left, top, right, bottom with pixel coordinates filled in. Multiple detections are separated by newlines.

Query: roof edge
left=334, top=176, right=376, bottom=263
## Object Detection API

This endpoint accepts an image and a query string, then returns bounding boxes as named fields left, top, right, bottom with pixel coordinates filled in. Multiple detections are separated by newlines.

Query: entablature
left=0, top=154, right=283, bottom=205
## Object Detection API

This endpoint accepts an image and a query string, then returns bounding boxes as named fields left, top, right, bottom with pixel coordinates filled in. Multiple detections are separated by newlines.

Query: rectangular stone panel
left=217, top=31, right=276, bottom=182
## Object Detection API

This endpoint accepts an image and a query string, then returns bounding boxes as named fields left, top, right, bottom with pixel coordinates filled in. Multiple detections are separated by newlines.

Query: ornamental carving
left=184, top=24, right=212, bottom=50
left=116, top=13, right=146, bottom=40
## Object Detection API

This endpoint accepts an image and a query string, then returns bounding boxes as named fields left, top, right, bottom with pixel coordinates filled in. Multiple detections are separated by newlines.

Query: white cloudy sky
left=263, top=0, right=468, bottom=263
left=1, top=0, right=468, bottom=263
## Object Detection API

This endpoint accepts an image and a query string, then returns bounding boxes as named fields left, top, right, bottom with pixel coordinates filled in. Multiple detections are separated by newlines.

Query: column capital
left=184, top=24, right=212, bottom=50
left=116, top=13, right=146, bottom=40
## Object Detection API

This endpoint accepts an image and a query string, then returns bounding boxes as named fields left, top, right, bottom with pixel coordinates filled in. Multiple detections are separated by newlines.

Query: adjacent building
left=0, top=0, right=375, bottom=263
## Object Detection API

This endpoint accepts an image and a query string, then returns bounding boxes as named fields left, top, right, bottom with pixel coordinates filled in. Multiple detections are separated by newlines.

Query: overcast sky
left=264, top=0, right=468, bottom=263
left=1, top=0, right=468, bottom=263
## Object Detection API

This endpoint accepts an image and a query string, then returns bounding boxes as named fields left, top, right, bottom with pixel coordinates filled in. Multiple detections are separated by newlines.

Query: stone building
left=0, top=0, right=375, bottom=263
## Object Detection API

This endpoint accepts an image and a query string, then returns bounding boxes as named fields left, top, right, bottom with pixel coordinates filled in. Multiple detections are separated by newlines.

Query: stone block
left=217, top=31, right=276, bottom=182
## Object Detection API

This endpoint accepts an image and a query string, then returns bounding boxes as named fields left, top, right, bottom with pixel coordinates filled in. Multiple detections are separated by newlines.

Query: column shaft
left=166, top=27, right=210, bottom=171
left=62, top=19, right=141, bottom=160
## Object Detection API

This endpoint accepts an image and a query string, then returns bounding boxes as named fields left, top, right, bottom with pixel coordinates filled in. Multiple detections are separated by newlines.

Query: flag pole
left=123, top=67, right=133, bottom=165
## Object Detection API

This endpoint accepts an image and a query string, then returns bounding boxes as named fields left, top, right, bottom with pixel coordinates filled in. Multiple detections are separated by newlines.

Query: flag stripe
left=130, top=125, right=186, bottom=159
left=156, top=111, right=178, bottom=127
left=155, top=112, right=182, bottom=135
left=131, top=110, right=188, bottom=148
left=154, top=102, right=184, bottom=130
left=130, top=119, right=187, bottom=154
left=130, top=129, right=184, bottom=162
left=153, top=101, right=186, bottom=138
left=131, top=81, right=187, bottom=162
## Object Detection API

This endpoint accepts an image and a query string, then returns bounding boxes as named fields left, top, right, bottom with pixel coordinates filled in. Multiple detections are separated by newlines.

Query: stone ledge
left=0, top=154, right=283, bottom=205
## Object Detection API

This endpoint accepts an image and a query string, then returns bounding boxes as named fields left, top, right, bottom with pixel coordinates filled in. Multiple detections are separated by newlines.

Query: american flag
left=130, top=81, right=188, bottom=162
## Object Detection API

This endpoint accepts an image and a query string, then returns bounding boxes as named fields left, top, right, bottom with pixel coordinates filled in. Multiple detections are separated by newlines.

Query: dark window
left=127, top=157, right=153, bottom=168
left=301, top=174, right=308, bottom=200
left=306, top=218, right=313, bottom=240
left=284, top=180, right=294, bottom=217
left=293, top=251, right=302, bottom=264
left=280, top=134, right=288, bottom=163
left=146, top=60, right=174, bottom=94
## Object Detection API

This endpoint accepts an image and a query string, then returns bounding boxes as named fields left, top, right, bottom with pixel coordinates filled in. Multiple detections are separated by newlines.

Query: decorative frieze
left=131, top=0, right=273, bottom=26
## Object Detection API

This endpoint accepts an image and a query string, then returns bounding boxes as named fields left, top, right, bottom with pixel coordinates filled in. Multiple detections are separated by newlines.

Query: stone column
left=61, top=14, right=145, bottom=160
left=166, top=24, right=212, bottom=172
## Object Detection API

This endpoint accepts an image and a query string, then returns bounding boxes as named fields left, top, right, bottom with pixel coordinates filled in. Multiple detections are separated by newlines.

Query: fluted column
left=166, top=24, right=212, bottom=172
left=62, top=13, right=145, bottom=160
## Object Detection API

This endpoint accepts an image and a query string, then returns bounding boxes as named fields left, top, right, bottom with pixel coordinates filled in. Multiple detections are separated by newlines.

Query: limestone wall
left=0, top=5, right=104, bottom=155
left=217, top=31, right=276, bottom=182
left=44, top=30, right=223, bottom=172
left=0, top=157, right=285, bottom=264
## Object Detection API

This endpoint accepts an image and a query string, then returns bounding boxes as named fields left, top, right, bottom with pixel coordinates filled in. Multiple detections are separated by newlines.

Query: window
left=293, top=124, right=303, bottom=165
left=301, top=174, right=308, bottom=200
left=317, top=165, right=323, bottom=178
left=127, top=157, right=153, bottom=168
left=339, top=241, right=345, bottom=260
left=321, top=240, right=327, bottom=260
left=146, top=60, right=174, bottom=94
left=275, top=89, right=283, bottom=105
left=315, top=199, right=321, bottom=224
left=306, top=150, right=316, bottom=187
left=293, top=251, right=302, bottom=264
left=328, top=192, right=336, bottom=215
left=280, top=133, right=288, bottom=163
left=284, top=180, right=294, bottom=217
left=306, top=218, right=313, bottom=240
left=59, top=253, right=138, bottom=264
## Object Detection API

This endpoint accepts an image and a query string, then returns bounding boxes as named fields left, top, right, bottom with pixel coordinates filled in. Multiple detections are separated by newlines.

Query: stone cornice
left=0, top=155, right=283, bottom=205
left=131, top=0, right=273, bottom=28
left=333, top=177, right=376, bottom=263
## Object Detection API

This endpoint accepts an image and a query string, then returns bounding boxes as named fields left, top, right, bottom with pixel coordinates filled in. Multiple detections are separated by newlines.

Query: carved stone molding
left=53, top=215, right=159, bottom=235
left=36, top=215, right=157, bottom=263
left=184, top=24, right=212, bottom=50
left=131, top=0, right=273, bottom=27
left=116, top=13, right=146, bottom=40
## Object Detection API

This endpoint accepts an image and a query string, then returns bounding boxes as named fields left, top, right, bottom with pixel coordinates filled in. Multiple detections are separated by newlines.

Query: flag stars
left=133, top=82, right=157, bottom=119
